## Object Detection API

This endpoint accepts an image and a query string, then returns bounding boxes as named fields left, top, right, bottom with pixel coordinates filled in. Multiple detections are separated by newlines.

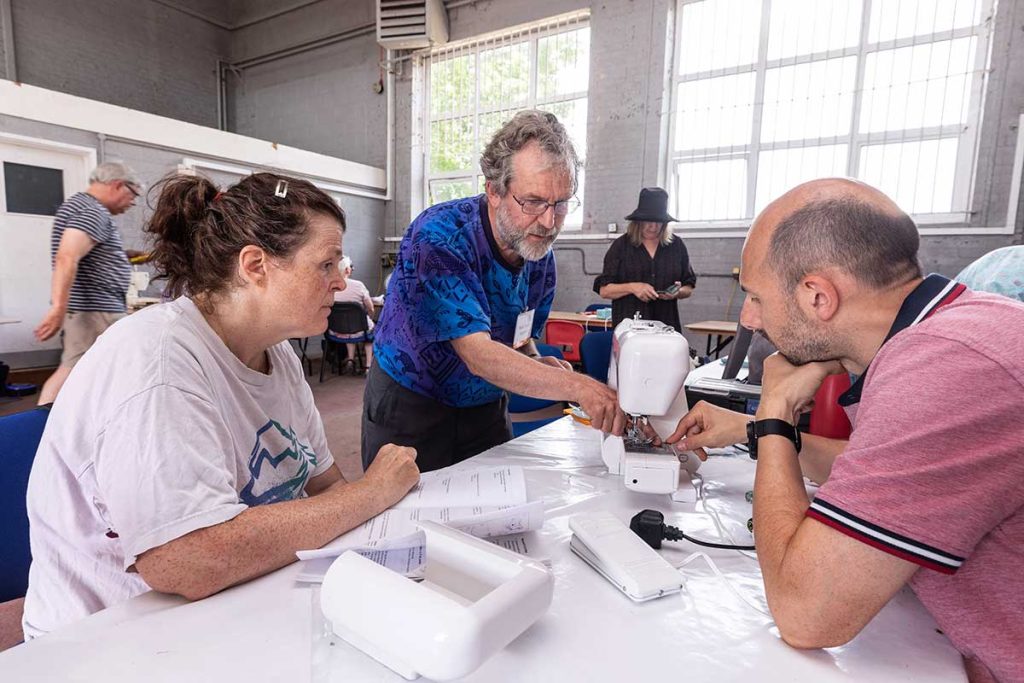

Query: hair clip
left=274, top=180, right=289, bottom=198
left=213, top=191, right=224, bottom=202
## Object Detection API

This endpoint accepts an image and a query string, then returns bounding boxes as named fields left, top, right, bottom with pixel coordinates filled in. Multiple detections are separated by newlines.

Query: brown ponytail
left=145, top=172, right=346, bottom=299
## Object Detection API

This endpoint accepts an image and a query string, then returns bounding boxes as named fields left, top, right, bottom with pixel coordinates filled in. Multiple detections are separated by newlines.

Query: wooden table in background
left=546, top=311, right=613, bottom=331
left=685, top=320, right=738, bottom=359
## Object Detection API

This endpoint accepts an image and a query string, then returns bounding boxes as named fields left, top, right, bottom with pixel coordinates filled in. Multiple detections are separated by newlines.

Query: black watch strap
left=746, top=418, right=801, bottom=460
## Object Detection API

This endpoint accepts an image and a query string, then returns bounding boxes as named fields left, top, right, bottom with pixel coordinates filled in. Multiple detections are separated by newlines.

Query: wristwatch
left=745, top=419, right=802, bottom=460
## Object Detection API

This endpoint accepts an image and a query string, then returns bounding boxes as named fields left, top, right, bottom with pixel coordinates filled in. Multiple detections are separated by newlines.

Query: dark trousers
left=361, top=364, right=513, bottom=473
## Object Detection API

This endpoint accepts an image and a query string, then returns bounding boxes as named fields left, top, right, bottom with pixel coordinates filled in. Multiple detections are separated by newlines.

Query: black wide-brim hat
left=625, top=187, right=677, bottom=223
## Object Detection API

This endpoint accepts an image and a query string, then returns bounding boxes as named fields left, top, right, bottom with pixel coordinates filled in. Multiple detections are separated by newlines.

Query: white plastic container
left=319, top=521, right=554, bottom=680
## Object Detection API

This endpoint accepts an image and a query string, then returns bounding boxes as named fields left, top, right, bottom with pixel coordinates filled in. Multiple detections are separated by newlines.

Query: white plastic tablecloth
left=0, top=418, right=965, bottom=682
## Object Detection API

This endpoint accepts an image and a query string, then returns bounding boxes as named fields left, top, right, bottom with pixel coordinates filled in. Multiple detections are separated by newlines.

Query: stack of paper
left=296, top=465, right=547, bottom=581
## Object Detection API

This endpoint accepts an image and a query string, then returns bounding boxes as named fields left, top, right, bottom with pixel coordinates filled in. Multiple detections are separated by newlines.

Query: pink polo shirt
left=808, top=285, right=1024, bottom=682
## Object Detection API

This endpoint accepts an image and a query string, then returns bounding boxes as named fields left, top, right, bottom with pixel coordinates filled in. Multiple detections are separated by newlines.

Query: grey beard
left=496, top=203, right=559, bottom=261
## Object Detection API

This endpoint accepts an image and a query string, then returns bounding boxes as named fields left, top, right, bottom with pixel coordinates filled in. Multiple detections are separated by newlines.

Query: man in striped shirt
left=33, top=162, right=143, bottom=404
left=668, top=179, right=1023, bottom=682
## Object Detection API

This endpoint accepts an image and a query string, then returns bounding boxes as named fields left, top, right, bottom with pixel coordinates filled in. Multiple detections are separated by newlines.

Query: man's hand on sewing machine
left=757, top=354, right=845, bottom=424
left=574, top=376, right=627, bottom=436
left=536, top=355, right=574, bottom=372
left=664, top=400, right=749, bottom=460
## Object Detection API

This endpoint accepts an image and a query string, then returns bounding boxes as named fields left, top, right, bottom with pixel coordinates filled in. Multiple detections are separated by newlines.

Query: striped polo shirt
left=50, top=192, right=130, bottom=313
left=807, top=274, right=1024, bottom=680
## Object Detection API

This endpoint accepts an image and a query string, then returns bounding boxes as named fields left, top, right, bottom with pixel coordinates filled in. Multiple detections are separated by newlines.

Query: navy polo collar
left=838, top=274, right=967, bottom=407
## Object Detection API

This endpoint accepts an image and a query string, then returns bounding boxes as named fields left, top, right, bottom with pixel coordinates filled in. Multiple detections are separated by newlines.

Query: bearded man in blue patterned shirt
left=364, top=110, right=624, bottom=472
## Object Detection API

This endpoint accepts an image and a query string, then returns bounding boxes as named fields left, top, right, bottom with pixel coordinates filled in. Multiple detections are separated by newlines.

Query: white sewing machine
left=601, top=316, right=701, bottom=499
left=126, top=267, right=159, bottom=309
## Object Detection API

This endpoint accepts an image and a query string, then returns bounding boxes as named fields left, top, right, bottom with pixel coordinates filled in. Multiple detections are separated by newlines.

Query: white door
left=0, top=136, right=94, bottom=360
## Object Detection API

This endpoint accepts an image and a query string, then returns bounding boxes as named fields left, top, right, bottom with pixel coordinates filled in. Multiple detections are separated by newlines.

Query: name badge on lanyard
left=513, top=309, right=536, bottom=349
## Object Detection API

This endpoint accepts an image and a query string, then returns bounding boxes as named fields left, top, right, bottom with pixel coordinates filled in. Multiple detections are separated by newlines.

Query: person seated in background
left=23, top=172, right=419, bottom=640
left=593, top=187, right=697, bottom=331
left=330, top=255, right=376, bottom=372
left=956, top=245, right=1024, bottom=302
left=666, top=178, right=1023, bottom=682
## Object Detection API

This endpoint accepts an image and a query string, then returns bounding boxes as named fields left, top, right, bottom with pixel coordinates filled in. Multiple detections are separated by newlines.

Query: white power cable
left=674, top=551, right=773, bottom=619
left=701, top=498, right=759, bottom=561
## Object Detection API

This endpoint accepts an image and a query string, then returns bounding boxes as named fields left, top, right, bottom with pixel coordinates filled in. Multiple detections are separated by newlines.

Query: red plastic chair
left=808, top=373, right=853, bottom=439
left=544, top=320, right=585, bottom=363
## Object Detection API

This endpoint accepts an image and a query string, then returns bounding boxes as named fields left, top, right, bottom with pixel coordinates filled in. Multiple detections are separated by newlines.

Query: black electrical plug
left=629, top=509, right=684, bottom=549
left=630, top=509, right=756, bottom=552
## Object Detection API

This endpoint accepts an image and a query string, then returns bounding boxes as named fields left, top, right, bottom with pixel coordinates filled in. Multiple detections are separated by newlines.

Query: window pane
left=767, top=0, right=862, bottom=61
left=675, top=158, right=747, bottom=221
left=675, top=72, right=756, bottom=150
left=430, top=53, right=475, bottom=117
left=430, top=116, right=474, bottom=173
left=479, top=42, right=529, bottom=109
left=761, top=56, right=856, bottom=142
left=541, top=97, right=588, bottom=160
left=869, top=0, right=983, bottom=43
left=860, top=37, right=976, bottom=134
left=429, top=178, right=475, bottom=206
left=477, top=109, right=516, bottom=157
left=678, top=0, right=761, bottom=74
left=537, top=27, right=590, bottom=100
left=755, top=145, right=848, bottom=212
left=3, top=162, right=65, bottom=216
left=858, top=138, right=958, bottom=214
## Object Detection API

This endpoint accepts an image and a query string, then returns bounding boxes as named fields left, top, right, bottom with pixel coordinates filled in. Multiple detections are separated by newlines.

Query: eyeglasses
left=122, top=181, right=141, bottom=198
left=511, top=194, right=580, bottom=217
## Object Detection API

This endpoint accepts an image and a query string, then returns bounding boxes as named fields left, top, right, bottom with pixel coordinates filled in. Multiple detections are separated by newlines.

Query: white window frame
left=414, top=11, right=590, bottom=228
left=664, top=0, right=998, bottom=237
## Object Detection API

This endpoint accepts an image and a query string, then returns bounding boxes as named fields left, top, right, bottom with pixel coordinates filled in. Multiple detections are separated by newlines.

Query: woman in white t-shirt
left=22, top=172, right=420, bottom=639
left=330, top=255, right=376, bottom=371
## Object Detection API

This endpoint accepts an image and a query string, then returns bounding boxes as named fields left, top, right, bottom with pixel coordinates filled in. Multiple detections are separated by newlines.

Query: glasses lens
left=553, top=198, right=580, bottom=216
left=522, top=200, right=549, bottom=215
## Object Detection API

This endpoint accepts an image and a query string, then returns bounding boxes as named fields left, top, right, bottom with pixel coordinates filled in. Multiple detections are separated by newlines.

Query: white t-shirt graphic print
left=23, top=297, right=334, bottom=639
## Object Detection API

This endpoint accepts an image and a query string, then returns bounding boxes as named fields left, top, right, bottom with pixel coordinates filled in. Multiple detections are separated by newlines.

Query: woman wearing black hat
left=592, top=187, right=697, bottom=332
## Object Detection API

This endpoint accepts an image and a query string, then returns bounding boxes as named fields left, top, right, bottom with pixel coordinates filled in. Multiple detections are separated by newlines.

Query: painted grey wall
left=3, top=0, right=230, bottom=127
left=229, top=31, right=387, bottom=166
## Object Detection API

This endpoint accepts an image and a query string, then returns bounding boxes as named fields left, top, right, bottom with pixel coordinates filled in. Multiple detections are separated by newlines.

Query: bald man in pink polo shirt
left=668, top=179, right=1024, bottom=683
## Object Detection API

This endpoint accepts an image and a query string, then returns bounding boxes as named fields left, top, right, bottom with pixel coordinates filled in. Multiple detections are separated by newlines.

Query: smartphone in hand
left=657, top=283, right=681, bottom=296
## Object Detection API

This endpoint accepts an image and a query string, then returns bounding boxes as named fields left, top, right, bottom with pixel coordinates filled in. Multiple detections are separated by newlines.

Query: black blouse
left=592, top=234, right=697, bottom=332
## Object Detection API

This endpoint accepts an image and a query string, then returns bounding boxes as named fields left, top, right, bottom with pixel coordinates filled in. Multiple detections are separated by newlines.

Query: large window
left=418, top=12, right=590, bottom=227
left=666, top=0, right=995, bottom=233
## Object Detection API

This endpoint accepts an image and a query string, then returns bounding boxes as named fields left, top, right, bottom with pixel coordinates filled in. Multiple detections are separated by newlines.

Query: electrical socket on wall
left=608, top=222, right=618, bottom=233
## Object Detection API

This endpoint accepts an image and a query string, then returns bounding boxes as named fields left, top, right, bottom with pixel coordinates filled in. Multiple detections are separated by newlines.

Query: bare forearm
left=50, top=256, right=79, bottom=312
left=137, top=477, right=386, bottom=600
left=599, top=283, right=637, bottom=300
left=454, top=334, right=582, bottom=401
left=676, top=285, right=694, bottom=300
left=752, top=436, right=811, bottom=618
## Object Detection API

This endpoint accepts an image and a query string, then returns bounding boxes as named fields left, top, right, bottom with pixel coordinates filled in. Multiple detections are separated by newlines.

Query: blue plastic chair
left=580, top=331, right=613, bottom=384
left=508, top=344, right=566, bottom=435
left=0, top=405, right=50, bottom=602
left=584, top=303, right=611, bottom=313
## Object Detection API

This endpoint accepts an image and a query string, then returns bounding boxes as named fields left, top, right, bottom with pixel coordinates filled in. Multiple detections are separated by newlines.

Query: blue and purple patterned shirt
left=374, top=195, right=557, bottom=407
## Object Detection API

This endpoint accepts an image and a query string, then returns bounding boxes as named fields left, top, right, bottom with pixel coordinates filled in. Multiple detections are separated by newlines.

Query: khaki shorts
left=61, top=311, right=125, bottom=368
